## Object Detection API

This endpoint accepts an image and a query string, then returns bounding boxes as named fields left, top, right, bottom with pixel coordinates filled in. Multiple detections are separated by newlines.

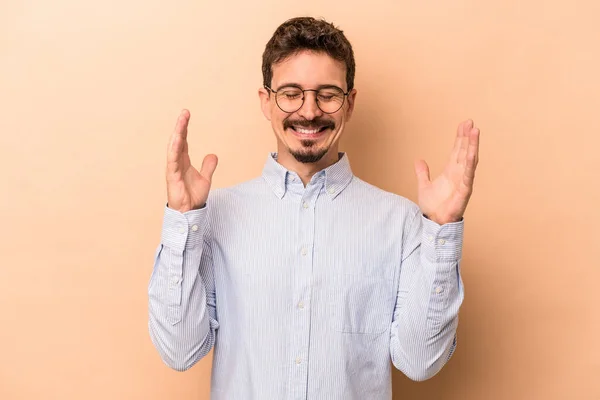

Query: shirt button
left=303, top=202, right=309, bottom=209
left=427, top=235, right=434, bottom=242
left=177, top=224, right=185, bottom=234
left=298, top=302, right=304, bottom=309
left=438, top=239, right=446, bottom=245
left=295, top=357, right=302, bottom=365
left=301, top=247, right=308, bottom=256
left=191, top=224, right=198, bottom=232
left=328, top=187, right=335, bottom=194
left=291, top=176, right=296, bottom=181
left=435, top=286, right=443, bottom=294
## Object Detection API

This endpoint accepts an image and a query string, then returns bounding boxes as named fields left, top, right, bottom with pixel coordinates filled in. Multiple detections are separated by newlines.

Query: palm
left=166, top=110, right=218, bottom=213
left=415, top=120, right=480, bottom=225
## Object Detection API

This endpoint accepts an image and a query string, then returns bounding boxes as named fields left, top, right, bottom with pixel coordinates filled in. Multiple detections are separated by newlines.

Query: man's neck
left=275, top=147, right=340, bottom=187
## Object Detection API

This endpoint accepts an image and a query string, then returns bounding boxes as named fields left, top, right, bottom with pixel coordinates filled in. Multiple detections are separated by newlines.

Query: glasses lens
left=276, top=87, right=303, bottom=113
left=317, top=87, right=345, bottom=113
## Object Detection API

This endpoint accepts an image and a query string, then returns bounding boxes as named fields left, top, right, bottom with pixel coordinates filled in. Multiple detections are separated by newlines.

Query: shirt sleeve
left=389, top=207, right=465, bottom=381
left=147, top=204, right=219, bottom=371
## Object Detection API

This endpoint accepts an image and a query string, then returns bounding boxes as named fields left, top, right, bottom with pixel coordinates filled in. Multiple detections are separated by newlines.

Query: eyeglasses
left=265, top=85, right=350, bottom=114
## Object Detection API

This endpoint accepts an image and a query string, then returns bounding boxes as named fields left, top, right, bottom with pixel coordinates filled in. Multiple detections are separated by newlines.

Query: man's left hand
left=414, top=119, right=480, bottom=225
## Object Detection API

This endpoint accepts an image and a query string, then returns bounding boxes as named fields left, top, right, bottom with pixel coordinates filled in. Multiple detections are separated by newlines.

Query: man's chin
left=289, top=147, right=329, bottom=164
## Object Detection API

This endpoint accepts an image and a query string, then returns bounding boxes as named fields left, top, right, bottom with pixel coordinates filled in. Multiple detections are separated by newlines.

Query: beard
left=290, top=140, right=329, bottom=163
left=283, top=116, right=335, bottom=164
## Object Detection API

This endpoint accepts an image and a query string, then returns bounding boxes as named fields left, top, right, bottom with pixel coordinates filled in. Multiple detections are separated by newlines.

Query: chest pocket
left=332, top=262, right=396, bottom=334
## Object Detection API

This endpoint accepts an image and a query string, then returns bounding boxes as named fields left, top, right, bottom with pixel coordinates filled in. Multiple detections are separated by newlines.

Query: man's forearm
left=147, top=206, right=219, bottom=371
left=390, top=213, right=465, bottom=381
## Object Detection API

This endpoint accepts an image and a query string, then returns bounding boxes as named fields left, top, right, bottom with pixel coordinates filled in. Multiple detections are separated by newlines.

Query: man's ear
left=345, top=88, right=357, bottom=121
left=258, top=87, right=272, bottom=121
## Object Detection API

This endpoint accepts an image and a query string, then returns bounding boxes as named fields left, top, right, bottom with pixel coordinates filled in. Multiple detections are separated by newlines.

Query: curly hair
left=262, top=17, right=356, bottom=91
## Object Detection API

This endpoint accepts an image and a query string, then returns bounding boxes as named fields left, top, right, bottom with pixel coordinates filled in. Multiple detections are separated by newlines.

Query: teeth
left=295, top=127, right=321, bottom=134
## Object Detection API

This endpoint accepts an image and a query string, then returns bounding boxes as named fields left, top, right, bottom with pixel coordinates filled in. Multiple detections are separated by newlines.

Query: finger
left=167, top=132, right=184, bottom=168
left=199, top=154, right=219, bottom=182
left=167, top=110, right=190, bottom=164
left=467, top=127, right=480, bottom=168
left=414, top=159, right=431, bottom=188
left=457, top=119, right=473, bottom=164
left=463, top=127, right=480, bottom=186
left=450, top=121, right=465, bottom=162
left=179, top=109, right=190, bottom=141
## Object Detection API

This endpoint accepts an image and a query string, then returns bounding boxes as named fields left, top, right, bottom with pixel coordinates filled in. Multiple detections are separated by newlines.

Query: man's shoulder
left=206, top=176, right=268, bottom=202
left=350, top=176, right=420, bottom=214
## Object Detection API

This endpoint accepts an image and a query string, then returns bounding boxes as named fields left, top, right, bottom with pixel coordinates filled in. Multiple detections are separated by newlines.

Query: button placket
left=287, top=182, right=322, bottom=399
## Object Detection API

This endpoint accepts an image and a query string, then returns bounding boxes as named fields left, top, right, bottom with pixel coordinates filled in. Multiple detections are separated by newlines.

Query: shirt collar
left=261, top=152, right=353, bottom=200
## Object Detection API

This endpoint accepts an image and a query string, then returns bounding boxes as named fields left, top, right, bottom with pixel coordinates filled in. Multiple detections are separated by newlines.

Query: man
left=148, top=16, right=480, bottom=399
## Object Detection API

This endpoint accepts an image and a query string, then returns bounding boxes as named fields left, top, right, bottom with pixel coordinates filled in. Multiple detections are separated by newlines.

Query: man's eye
left=318, top=95, right=334, bottom=101
left=282, top=92, right=301, bottom=99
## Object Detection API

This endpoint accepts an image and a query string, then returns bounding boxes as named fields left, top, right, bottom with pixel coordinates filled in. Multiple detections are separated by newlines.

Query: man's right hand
left=166, top=109, right=218, bottom=213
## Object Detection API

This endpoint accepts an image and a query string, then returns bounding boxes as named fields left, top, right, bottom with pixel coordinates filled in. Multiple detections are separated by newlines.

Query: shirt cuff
left=421, top=216, right=464, bottom=263
left=160, top=204, right=208, bottom=253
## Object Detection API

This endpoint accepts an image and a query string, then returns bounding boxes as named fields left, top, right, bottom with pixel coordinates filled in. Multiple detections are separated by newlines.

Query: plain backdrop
left=1, top=0, right=599, bottom=399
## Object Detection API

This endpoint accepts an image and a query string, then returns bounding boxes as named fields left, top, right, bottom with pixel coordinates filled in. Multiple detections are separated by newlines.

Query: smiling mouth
left=289, top=125, right=331, bottom=135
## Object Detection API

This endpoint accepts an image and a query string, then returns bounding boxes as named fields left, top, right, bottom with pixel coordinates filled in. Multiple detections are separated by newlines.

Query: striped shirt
left=148, top=152, right=464, bottom=399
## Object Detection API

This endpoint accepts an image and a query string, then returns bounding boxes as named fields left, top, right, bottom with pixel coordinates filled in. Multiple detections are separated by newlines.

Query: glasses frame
left=265, top=85, right=350, bottom=114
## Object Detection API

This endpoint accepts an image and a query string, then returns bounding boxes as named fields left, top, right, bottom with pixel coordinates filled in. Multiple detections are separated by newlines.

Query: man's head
left=259, top=17, right=357, bottom=165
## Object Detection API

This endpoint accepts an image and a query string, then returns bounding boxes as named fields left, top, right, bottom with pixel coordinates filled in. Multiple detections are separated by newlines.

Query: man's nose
left=296, top=91, right=323, bottom=120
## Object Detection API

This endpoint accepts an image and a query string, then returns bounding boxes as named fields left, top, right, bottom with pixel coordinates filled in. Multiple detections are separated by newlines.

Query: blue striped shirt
left=148, top=152, right=464, bottom=399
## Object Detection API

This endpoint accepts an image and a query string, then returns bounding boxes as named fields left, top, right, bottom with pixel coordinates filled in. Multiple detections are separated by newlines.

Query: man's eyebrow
left=275, top=82, right=302, bottom=89
left=315, top=84, right=345, bottom=91
left=275, top=83, right=345, bottom=90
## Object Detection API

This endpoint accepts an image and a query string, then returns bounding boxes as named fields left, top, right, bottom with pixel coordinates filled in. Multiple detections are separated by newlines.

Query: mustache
left=283, top=117, right=335, bottom=130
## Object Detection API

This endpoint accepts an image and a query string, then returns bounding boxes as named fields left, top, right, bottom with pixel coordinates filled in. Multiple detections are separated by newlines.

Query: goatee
left=290, top=140, right=329, bottom=163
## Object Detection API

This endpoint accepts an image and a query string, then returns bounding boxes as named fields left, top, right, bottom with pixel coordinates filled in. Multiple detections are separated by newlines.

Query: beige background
left=1, top=0, right=599, bottom=399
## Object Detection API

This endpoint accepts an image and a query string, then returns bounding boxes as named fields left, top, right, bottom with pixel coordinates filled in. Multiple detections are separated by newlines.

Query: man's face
left=259, top=50, right=356, bottom=164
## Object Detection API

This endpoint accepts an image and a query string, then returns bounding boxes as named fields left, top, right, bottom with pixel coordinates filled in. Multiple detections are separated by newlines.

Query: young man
left=148, top=16, right=480, bottom=399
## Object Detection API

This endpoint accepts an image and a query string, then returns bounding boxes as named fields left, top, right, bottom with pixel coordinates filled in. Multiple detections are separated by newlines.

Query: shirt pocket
left=332, top=262, right=396, bottom=334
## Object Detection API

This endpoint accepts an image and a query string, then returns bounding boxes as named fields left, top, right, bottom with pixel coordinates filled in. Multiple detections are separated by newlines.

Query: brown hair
left=262, top=17, right=356, bottom=91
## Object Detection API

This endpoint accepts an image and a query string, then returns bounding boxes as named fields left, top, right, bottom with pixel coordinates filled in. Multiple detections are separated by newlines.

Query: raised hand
left=166, top=109, right=218, bottom=213
left=414, top=119, right=480, bottom=225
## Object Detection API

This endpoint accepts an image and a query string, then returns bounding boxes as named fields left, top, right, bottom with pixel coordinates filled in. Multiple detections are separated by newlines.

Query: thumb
left=200, top=154, right=219, bottom=181
left=414, top=159, right=431, bottom=188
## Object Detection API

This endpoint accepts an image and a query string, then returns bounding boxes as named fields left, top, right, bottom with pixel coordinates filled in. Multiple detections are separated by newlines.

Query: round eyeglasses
left=265, top=85, right=350, bottom=114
